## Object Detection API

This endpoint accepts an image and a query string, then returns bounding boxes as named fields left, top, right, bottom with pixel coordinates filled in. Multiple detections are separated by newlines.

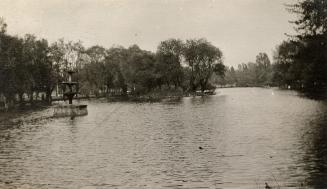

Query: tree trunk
left=106, top=85, right=110, bottom=97
left=122, top=84, right=127, bottom=96
left=29, top=91, right=34, bottom=105
left=200, top=80, right=205, bottom=93
left=56, top=83, right=59, bottom=97
left=19, top=93, right=24, bottom=106
left=36, top=91, right=39, bottom=101
left=5, top=95, right=14, bottom=110
left=46, top=89, right=52, bottom=105
left=174, top=82, right=178, bottom=89
left=190, top=64, right=197, bottom=92
left=4, top=96, right=8, bottom=111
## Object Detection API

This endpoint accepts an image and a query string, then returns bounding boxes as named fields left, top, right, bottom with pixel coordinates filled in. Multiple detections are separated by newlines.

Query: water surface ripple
left=0, top=88, right=327, bottom=188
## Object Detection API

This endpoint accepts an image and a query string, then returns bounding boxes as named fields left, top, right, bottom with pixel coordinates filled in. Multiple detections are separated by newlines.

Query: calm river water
left=0, top=88, right=327, bottom=189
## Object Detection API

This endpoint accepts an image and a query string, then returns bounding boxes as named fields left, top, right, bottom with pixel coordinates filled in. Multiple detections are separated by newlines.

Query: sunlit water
left=0, top=88, right=327, bottom=189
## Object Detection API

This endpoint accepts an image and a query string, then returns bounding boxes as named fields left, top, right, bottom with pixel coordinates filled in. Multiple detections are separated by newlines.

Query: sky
left=0, top=0, right=297, bottom=66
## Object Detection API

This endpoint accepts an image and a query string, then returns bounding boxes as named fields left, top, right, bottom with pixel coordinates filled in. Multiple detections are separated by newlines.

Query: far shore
left=1, top=86, right=326, bottom=116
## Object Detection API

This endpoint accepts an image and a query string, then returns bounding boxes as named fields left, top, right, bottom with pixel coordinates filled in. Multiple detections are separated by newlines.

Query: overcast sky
left=0, top=0, right=297, bottom=66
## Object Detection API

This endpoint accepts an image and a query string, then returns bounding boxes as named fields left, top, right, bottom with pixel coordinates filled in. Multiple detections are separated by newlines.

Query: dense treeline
left=217, top=52, right=273, bottom=87
left=0, top=18, right=225, bottom=108
left=272, top=0, right=327, bottom=91
left=1, top=0, right=326, bottom=109
left=219, top=0, right=327, bottom=93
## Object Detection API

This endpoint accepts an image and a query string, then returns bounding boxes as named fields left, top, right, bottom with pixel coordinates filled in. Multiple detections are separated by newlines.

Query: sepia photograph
left=0, top=0, right=327, bottom=188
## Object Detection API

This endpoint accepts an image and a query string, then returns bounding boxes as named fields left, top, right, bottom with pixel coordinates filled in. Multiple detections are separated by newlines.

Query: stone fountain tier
left=53, top=104, right=88, bottom=117
left=62, top=81, right=78, bottom=85
left=53, top=69, right=87, bottom=117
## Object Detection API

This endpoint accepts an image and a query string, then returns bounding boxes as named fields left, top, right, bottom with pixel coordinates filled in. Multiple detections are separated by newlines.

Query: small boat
left=204, top=90, right=216, bottom=95
left=195, top=89, right=216, bottom=96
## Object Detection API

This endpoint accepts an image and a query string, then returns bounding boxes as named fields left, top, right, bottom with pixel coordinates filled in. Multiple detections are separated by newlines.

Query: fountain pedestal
left=53, top=70, right=88, bottom=117
left=53, top=104, right=88, bottom=117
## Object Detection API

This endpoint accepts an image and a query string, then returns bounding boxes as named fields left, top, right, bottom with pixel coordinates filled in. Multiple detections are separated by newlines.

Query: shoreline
left=0, top=104, right=50, bottom=126
left=1, top=86, right=326, bottom=114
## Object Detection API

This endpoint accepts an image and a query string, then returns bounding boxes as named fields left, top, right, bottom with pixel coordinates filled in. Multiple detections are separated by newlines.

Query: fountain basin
left=53, top=104, right=88, bottom=117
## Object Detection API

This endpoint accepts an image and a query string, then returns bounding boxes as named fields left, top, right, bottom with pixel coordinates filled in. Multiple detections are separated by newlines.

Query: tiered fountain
left=53, top=68, right=88, bottom=117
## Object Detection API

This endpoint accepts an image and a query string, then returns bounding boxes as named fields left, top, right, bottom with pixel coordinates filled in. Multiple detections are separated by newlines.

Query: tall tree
left=105, top=46, right=128, bottom=95
left=184, top=38, right=225, bottom=92
left=255, top=52, right=272, bottom=85
left=272, top=40, right=300, bottom=87
left=0, top=34, right=24, bottom=105
left=84, top=45, right=107, bottom=95
left=285, top=0, right=327, bottom=90
left=156, top=39, right=184, bottom=89
left=125, top=45, right=157, bottom=94
left=288, top=0, right=327, bottom=36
